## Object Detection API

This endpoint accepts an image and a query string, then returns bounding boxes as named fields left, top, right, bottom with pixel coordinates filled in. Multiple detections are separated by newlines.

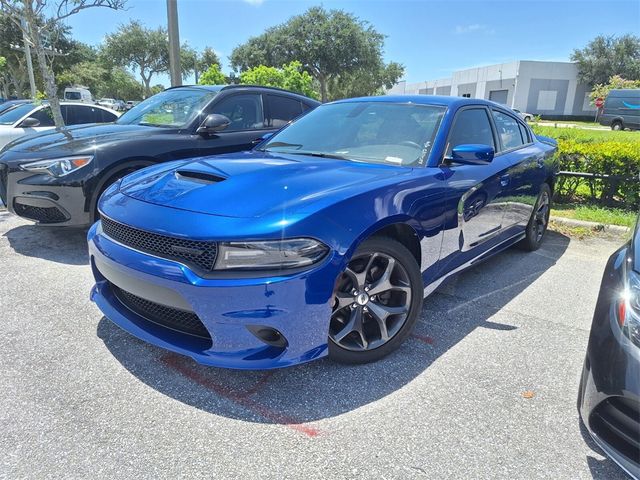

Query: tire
left=519, top=183, right=551, bottom=252
left=611, top=121, right=623, bottom=131
left=328, top=237, right=423, bottom=364
left=525, top=115, right=532, bottom=122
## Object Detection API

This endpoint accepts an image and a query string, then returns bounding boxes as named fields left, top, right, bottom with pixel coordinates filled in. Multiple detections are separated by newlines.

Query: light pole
left=166, top=0, right=182, bottom=87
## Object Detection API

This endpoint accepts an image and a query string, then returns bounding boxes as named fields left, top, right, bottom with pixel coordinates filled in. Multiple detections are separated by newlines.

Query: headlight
left=20, top=155, right=93, bottom=177
left=215, top=238, right=329, bottom=271
left=619, top=269, right=640, bottom=348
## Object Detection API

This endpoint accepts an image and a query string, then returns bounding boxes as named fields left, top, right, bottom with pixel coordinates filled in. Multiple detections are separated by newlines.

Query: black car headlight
left=215, top=238, right=329, bottom=271
left=20, top=155, right=93, bottom=177
left=619, top=270, right=640, bottom=348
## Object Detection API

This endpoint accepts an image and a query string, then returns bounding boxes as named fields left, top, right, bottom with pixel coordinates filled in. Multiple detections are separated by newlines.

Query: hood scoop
left=175, top=169, right=226, bottom=185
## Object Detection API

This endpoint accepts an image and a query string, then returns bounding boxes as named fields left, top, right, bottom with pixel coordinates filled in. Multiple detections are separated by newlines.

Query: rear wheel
left=328, top=237, right=423, bottom=364
left=519, top=183, right=551, bottom=251
left=611, top=121, right=624, bottom=131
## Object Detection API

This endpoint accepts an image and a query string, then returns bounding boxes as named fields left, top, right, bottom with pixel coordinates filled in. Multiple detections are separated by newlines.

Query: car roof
left=329, top=95, right=507, bottom=110
left=164, top=84, right=321, bottom=104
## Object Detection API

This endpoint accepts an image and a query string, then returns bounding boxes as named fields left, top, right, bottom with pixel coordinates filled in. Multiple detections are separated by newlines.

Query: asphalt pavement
left=0, top=210, right=630, bottom=479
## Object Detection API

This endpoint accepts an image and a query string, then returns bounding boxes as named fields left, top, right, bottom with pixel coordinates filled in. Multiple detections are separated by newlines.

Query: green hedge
left=532, top=125, right=640, bottom=209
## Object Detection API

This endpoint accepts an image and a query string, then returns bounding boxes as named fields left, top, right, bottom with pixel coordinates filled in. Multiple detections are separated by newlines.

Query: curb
left=550, top=215, right=631, bottom=234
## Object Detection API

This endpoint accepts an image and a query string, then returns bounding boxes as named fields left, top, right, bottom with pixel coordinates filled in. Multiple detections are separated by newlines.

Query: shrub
left=533, top=125, right=640, bottom=209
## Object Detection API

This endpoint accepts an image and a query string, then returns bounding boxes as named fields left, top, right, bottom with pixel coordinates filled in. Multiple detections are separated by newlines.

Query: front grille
left=590, top=396, right=640, bottom=466
left=113, top=285, right=211, bottom=340
left=0, top=165, right=8, bottom=206
left=13, top=201, right=66, bottom=223
left=101, top=216, right=218, bottom=272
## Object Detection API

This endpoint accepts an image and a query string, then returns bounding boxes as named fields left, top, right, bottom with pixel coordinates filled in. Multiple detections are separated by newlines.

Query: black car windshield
left=261, top=101, right=446, bottom=166
left=0, top=103, right=36, bottom=125
left=116, top=88, right=219, bottom=128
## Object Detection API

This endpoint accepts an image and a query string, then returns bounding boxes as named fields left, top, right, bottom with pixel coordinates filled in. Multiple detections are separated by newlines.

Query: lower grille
left=0, top=165, right=8, bottom=206
left=101, top=216, right=218, bottom=273
left=590, top=396, right=640, bottom=465
left=112, top=285, right=211, bottom=340
left=13, top=201, right=66, bottom=223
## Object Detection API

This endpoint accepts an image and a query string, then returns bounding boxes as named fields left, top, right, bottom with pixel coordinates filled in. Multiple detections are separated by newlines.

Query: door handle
left=500, top=174, right=510, bottom=187
left=251, top=138, right=263, bottom=144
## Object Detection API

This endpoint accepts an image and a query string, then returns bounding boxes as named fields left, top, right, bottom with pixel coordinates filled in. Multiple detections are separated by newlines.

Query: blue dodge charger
left=88, top=96, right=558, bottom=369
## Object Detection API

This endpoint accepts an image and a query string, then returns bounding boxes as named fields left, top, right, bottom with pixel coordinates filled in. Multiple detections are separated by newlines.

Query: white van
left=64, top=87, right=93, bottom=104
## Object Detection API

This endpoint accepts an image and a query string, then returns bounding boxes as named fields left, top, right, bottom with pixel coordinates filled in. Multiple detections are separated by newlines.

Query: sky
left=62, top=0, right=640, bottom=87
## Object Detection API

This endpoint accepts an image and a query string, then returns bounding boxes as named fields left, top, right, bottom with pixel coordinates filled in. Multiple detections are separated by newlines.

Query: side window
left=210, top=94, right=265, bottom=131
left=98, top=108, right=118, bottom=123
left=492, top=110, right=524, bottom=151
left=25, top=107, right=55, bottom=127
left=518, top=122, right=530, bottom=144
left=446, top=108, right=495, bottom=156
left=266, top=94, right=303, bottom=127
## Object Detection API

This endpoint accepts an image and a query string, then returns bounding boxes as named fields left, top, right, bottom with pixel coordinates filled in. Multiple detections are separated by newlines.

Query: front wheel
left=611, top=121, right=624, bottom=131
left=519, top=184, right=551, bottom=251
left=328, top=237, right=423, bottom=364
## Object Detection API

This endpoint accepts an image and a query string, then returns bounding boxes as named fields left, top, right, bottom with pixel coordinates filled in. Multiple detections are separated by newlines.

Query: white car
left=512, top=109, right=534, bottom=122
left=0, top=102, right=118, bottom=149
left=96, top=98, right=117, bottom=109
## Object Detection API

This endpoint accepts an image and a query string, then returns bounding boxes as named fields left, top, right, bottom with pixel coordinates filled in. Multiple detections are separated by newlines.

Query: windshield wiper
left=258, top=141, right=303, bottom=151
left=271, top=150, right=351, bottom=161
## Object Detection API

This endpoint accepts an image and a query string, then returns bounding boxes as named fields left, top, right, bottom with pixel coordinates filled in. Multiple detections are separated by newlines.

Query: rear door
left=491, top=109, right=543, bottom=230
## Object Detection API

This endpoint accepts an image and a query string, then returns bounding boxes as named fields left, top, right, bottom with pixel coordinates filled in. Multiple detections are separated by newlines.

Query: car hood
left=119, top=151, right=411, bottom=218
left=2, top=123, right=173, bottom=154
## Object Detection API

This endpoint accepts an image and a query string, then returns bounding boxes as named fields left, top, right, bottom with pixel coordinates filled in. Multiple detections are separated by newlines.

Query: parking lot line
left=160, top=353, right=321, bottom=438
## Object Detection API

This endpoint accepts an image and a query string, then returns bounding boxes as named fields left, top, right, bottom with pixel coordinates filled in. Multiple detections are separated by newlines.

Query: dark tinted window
left=492, top=110, right=524, bottom=150
left=64, top=105, right=117, bottom=125
left=26, top=107, right=55, bottom=127
left=266, top=94, right=303, bottom=127
left=210, top=94, right=265, bottom=131
left=447, top=108, right=495, bottom=155
left=98, top=108, right=118, bottom=123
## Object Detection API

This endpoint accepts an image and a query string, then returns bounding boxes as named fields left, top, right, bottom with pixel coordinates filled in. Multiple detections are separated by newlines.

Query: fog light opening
left=247, top=325, right=288, bottom=349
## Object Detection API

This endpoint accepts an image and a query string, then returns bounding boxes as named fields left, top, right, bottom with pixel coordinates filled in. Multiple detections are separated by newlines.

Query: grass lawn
left=551, top=203, right=637, bottom=228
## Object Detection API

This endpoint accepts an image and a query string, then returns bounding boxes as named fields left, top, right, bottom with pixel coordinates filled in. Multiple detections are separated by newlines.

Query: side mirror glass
left=448, top=144, right=494, bottom=165
left=197, top=114, right=230, bottom=135
left=20, top=117, right=41, bottom=128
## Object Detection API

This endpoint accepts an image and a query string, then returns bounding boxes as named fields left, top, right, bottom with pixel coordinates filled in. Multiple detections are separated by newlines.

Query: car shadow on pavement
left=97, top=230, right=576, bottom=427
left=3, top=224, right=89, bottom=265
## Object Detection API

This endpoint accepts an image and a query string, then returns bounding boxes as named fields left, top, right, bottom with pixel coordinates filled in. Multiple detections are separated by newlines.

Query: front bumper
left=578, top=247, right=640, bottom=479
left=0, top=161, right=91, bottom=226
left=88, top=221, right=338, bottom=369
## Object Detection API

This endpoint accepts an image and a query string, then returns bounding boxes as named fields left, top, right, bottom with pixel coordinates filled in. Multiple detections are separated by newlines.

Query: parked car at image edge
left=598, top=89, right=640, bottom=131
left=578, top=216, right=640, bottom=479
left=0, top=85, right=320, bottom=225
left=0, top=101, right=118, bottom=150
left=512, top=108, right=533, bottom=122
left=0, top=99, right=30, bottom=115
left=88, top=95, right=559, bottom=369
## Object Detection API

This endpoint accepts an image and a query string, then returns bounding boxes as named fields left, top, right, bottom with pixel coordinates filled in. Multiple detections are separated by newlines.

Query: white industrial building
left=387, top=60, right=596, bottom=119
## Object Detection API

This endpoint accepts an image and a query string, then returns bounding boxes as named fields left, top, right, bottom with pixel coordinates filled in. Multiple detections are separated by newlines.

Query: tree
left=103, top=20, right=168, bottom=97
left=571, top=34, right=640, bottom=86
left=230, top=6, right=404, bottom=102
left=190, top=46, right=220, bottom=83
left=0, top=0, right=126, bottom=127
left=198, top=63, right=225, bottom=85
left=590, top=75, right=640, bottom=104
left=238, top=62, right=319, bottom=99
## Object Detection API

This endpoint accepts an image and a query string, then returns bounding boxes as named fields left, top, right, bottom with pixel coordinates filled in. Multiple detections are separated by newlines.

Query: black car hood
left=2, top=123, right=175, bottom=155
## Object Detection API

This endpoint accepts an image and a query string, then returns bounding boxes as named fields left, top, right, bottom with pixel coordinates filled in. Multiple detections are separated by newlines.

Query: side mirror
left=20, top=117, right=41, bottom=128
left=448, top=144, right=494, bottom=165
left=197, top=114, right=230, bottom=135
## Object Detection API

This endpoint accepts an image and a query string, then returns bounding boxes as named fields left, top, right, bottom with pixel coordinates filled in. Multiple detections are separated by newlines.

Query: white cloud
left=242, top=0, right=265, bottom=5
left=454, top=24, right=495, bottom=35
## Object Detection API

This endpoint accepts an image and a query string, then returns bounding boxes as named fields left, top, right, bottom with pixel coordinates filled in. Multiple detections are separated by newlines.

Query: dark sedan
left=578, top=217, right=640, bottom=479
left=0, top=85, right=319, bottom=227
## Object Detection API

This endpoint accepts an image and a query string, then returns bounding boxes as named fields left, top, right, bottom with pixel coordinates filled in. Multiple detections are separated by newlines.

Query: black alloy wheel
left=519, top=183, right=551, bottom=251
left=329, top=237, right=423, bottom=364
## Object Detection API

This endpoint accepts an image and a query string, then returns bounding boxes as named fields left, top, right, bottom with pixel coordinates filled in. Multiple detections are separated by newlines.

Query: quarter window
left=492, top=110, right=524, bottom=150
left=210, top=94, right=265, bottom=131
left=446, top=108, right=495, bottom=156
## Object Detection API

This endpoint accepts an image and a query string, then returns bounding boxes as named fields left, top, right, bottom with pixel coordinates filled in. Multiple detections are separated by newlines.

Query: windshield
left=261, top=102, right=446, bottom=166
left=65, top=92, right=81, bottom=100
left=0, top=103, right=35, bottom=126
left=116, top=88, right=218, bottom=128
